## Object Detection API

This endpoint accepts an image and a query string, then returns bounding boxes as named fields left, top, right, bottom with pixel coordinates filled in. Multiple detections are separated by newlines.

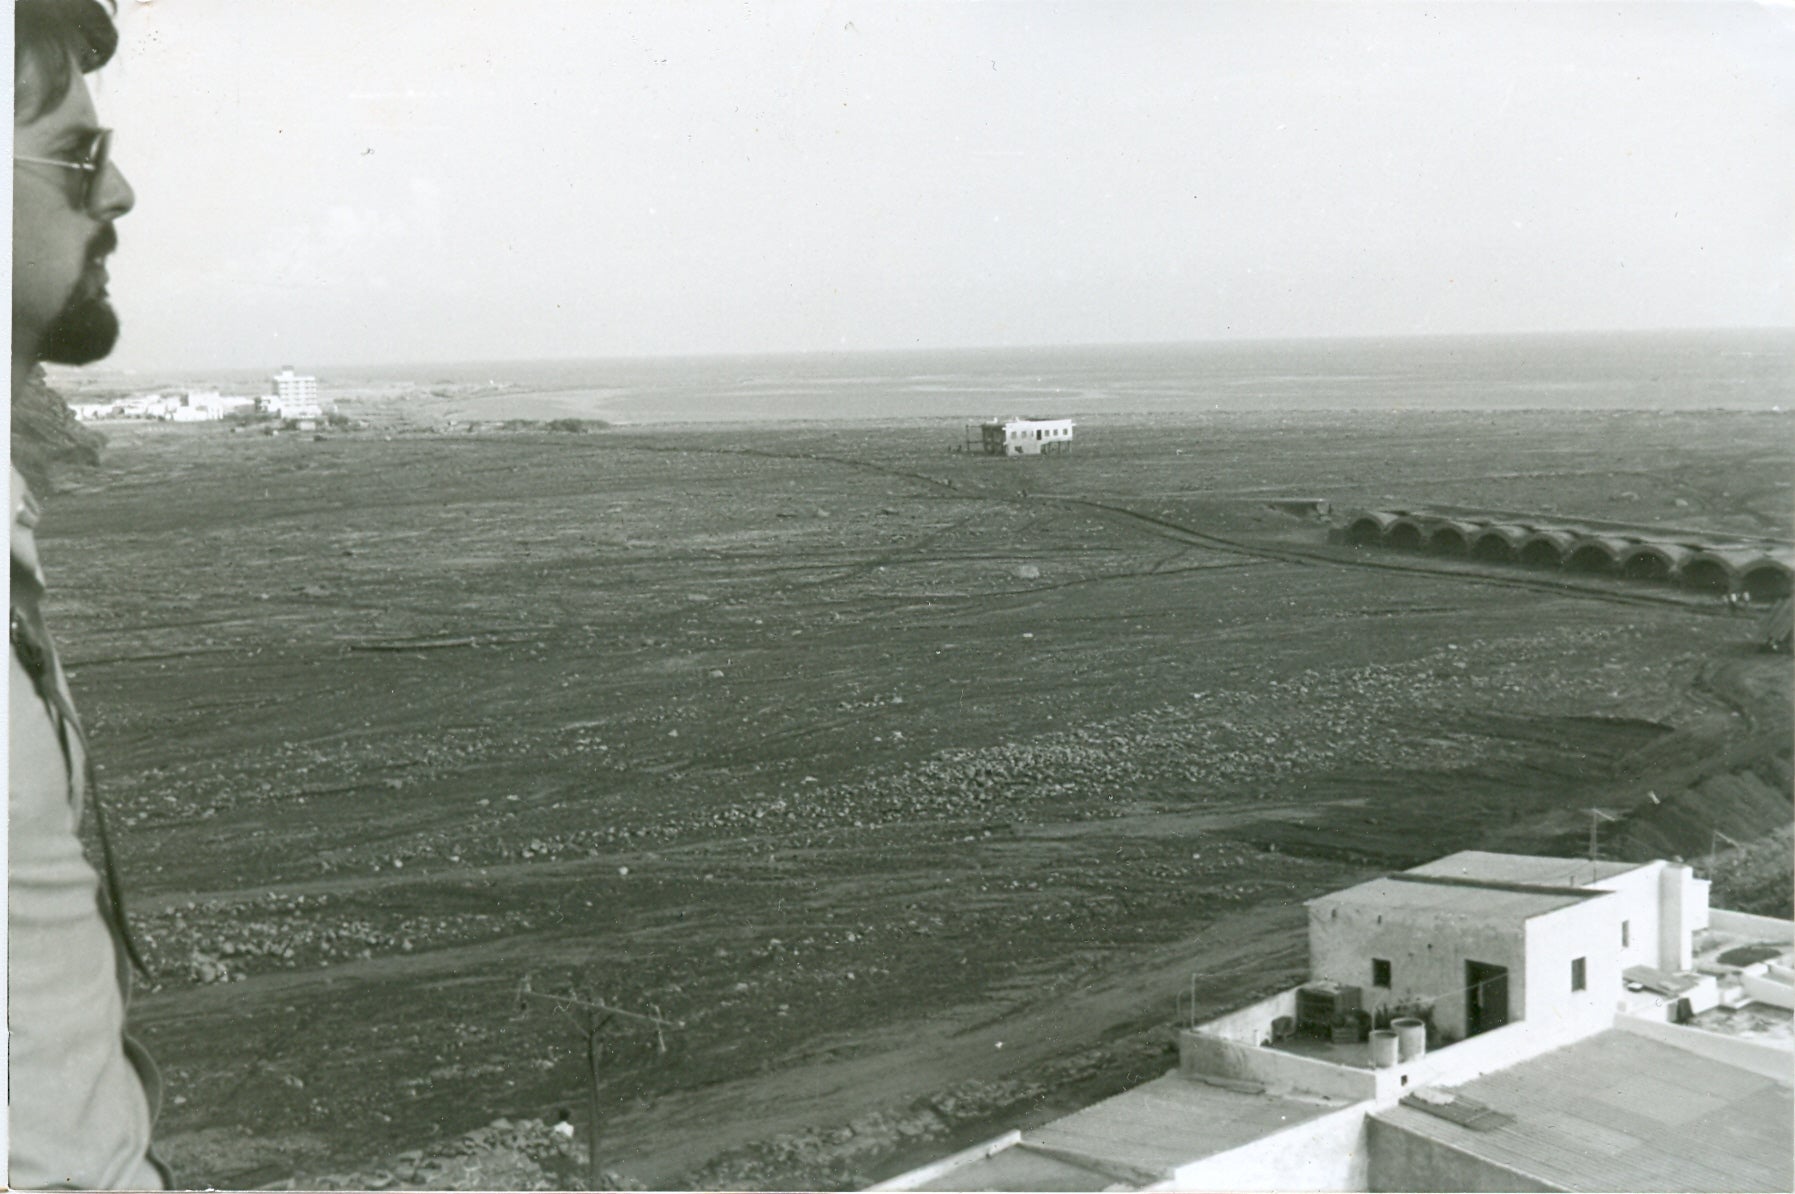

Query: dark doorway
left=1388, top=523, right=1425, bottom=551
left=1742, top=565, right=1793, bottom=602
left=1518, top=539, right=1565, bottom=569
left=1465, top=961, right=1509, bottom=1036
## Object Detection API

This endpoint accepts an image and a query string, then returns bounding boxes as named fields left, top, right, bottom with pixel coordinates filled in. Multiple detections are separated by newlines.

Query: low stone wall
left=1740, top=970, right=1795, bottom=1010
left=1369, top=1013, right=1608, bottom=1103
left=866, top=1131, right=1022, bottom=1190
left=1179, top=1030, right=1377, bottom=1102
left=1158, top=1101, right=1373, bottom=1192
left=1189, top=987, right=1299, bottom=1045
left=1614, top=1013, right=1793, bottom=1085
left=1709, top=908, right=1795, bottom=942
left=1366, top=1115, right=1558, bottom=1192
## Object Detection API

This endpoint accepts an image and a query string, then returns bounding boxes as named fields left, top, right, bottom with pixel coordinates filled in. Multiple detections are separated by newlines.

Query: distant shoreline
left=73, top=324, right=1795, bottom=382
left=51, top=327, right=1795, bottom=424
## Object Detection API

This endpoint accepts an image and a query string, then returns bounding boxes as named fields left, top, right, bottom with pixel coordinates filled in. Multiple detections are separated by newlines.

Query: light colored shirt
left=9, top=466, right=165, bottom=1190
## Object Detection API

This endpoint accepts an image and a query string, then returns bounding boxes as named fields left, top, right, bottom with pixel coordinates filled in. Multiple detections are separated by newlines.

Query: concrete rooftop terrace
left=1307, top=872, right=1596, bottom=921
left=1408, top=850, right=1640, bottom=889
left=1369, top=1028, right=1794, bottom=1192
left=905, top=1074, right=1339, bottom=1191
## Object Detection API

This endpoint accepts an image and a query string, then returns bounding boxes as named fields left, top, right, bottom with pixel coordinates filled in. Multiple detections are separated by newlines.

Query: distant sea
left=139, top=329, right=1795, bottom=425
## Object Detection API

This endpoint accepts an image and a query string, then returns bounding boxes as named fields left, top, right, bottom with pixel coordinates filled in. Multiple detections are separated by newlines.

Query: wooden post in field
left=516, top=977, right=681, bottom=1190
left=584, top=1010, right=608, bottom=1191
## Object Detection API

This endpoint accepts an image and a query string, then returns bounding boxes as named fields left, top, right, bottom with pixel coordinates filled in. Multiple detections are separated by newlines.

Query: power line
left=517, top=977, right=683, bottom=1029
left=516, top=973, right=682, bottom=1190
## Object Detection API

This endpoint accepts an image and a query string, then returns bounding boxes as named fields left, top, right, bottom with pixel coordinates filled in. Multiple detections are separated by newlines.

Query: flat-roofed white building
left=978, top=416, right=1075, bottom=456
left=117, top=393, right=181, bottom=419
left=877, top=850, right=1790, bottom=1193
left=168, top=390, right=226, bottom=422
left=1306, top=853, right=1709, bottom=1045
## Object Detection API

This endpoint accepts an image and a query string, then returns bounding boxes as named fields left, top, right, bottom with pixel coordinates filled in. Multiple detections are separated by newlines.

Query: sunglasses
left=14, top=128, right=113, bottom=214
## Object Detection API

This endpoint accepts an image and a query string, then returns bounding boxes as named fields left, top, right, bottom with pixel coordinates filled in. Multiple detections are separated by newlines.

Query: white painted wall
left=1658, top=862, right=1701, bottom=970
left=1525, top=860, right=1711, bottom=975
left=1179, top=1030, right=1377, bottom=1102
left=1689, top=870, right=1711, bottom=934
left=1741, top=970, right=1795, bottom=1010
left=1163, top=1101, right=1373, bottom=1192
left=867, top=1131, right=1023, bottom=1190
left=1192, top=987, right=1299, bottom=1045
left=1521, top=895, right=1622, bottom=1039
left=1369, top=1008, right=1608, bottom=1102
left=1585, top=861, right=1664, bottom=971
left=1708, top=908, right=1795, bottom=942
left=1308, top=901, right=1527, bottom=1042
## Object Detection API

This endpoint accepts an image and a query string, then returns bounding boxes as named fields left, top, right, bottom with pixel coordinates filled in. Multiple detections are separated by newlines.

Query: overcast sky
left=82, top=1, right=1795, bottom=371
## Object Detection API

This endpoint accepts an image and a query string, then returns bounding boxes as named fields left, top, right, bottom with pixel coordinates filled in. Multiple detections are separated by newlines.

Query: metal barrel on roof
left=1369, top=1029, right=1399, bottom=1069
left=1393, top=1017, right=1427, bottom=1062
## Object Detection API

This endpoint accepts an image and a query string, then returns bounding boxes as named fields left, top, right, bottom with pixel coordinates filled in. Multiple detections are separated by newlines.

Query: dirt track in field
left=36, top=407, right=1791, bottom=1187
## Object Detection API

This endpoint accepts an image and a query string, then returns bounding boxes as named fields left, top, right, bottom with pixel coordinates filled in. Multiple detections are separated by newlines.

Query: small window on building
left=1621, top=920, right=1630, bottom=948
left=1571, top=957, right=1587, bottom=992
left=1372, top=958, right=1392, bottom=988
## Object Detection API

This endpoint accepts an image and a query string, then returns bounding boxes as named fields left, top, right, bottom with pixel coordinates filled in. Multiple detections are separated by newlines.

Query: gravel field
left=35, top=406, right=1792, bottom=1188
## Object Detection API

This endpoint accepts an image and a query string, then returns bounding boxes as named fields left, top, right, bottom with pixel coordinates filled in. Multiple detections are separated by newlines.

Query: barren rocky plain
left=36, top=404, right=1793, bottom=1188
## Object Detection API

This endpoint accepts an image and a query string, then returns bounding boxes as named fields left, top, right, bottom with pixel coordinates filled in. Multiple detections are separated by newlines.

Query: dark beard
left=37, top=290, right=120, bottom=366
left=38, top=224, right=122, bottom=366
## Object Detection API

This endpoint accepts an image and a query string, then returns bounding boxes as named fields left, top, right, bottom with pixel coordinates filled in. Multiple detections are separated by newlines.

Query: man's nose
left=93, top=158, right=134, bottom=220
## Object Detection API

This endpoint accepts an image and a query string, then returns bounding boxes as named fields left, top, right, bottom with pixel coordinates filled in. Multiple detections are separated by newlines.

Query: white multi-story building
left=269, top=367, right=322, bottom=417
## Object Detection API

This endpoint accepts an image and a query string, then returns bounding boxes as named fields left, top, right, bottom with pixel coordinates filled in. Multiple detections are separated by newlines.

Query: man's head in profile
left=13, top=0, right=135, bottom=381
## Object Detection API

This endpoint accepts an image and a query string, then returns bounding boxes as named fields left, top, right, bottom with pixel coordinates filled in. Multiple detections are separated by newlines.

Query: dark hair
left=15, top=0, right=119, bottom=124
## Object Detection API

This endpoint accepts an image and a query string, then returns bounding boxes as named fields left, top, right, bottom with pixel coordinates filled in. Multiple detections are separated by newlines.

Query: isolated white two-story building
left=977, top=416, right=1075, bottom=456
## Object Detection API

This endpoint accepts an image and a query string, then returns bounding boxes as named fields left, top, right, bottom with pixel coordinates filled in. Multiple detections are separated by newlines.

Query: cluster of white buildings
left=73, top=389, right=258, bottom=423
left=879, top=850, right=1792, bottom=1192
left=71, top=367, right=326, bottom=423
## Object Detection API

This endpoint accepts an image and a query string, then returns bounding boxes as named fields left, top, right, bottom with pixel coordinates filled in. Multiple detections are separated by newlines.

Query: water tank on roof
left=1393, top=1017, right=1426, bottom=1062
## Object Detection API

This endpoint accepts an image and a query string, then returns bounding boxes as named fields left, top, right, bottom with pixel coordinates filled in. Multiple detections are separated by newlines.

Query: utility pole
left=1709, top=827, right=1741, bottom=876
left=517, top=976, right=681, bottom=1190
left=1584, top=807, right=1618, bottom=862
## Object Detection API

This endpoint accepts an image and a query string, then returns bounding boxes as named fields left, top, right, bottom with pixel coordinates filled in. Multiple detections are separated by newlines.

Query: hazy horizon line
left=65, top=323, right=1795, bottom=383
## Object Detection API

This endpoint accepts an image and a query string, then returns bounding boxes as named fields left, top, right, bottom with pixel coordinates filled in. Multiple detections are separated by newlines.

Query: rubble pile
left=300, top=1115, right=632, bottom=1191
left=136, top=894, right=522, bottom=988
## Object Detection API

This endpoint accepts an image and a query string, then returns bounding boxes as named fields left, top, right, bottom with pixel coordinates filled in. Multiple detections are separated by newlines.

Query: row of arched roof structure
left=1337, top=509, right=1794, bottom=601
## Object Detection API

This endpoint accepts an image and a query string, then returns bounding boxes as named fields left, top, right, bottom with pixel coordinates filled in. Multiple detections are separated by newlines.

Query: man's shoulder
left=12, top=465, right=47, bottom=587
